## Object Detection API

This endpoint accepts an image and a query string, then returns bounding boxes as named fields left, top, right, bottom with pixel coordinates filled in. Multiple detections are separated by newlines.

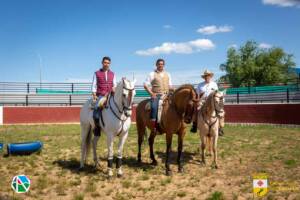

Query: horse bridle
left=201, top=92, right=224, bottom=135
left=110, top=84, right=135, bottom=121
left=213, top=94, right=224, bottom=117
left=104, top=83, right=135, bottom=136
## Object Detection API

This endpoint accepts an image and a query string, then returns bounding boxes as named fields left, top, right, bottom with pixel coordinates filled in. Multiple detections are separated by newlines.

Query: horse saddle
left=145, top=94, right=167, bottom=124
left=90, top=96, right=108, bottom=110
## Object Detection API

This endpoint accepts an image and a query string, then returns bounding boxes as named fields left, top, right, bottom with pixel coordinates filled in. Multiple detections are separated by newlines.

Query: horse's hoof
left=166, top=169, right=172, bottom=176
left=151, top=160, right=158, bottom=166
left=137, top=158, right=142, bottom=163
left=211, top=164, right=218, bottom=169
left=108, top=168, right=114, bottom=178
left=178, top=167, right=184, bottom=173
left=77, top=166, right=84, bottom=171
left=117, top=173, right=123, bottom=178
left=93, top=162, right=100, bottom=169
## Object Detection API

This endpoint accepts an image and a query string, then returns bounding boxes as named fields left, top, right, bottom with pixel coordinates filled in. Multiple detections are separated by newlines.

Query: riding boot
left=93, top=115, right=101, bottom=137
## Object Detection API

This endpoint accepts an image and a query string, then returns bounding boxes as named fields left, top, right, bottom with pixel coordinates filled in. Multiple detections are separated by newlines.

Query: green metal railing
left=225, top=84, right=299, bottom=94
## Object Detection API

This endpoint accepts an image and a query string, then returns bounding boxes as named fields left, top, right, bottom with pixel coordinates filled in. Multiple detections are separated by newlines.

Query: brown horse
left=136, top=84, right=198, bottom=175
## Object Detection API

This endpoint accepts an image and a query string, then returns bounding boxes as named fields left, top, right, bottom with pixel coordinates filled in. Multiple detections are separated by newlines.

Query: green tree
left=220, top=41, right=297, bottom=87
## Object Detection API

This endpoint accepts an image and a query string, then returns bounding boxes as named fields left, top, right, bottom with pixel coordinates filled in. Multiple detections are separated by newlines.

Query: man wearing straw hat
left=190, top=69, right=224, bottom=136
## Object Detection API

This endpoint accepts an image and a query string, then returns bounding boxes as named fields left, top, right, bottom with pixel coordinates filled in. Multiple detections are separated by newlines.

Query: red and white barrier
left=1, top=104, right=300, bottom=125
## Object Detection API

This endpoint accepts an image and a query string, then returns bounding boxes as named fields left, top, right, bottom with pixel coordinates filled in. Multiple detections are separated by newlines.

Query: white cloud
left=262, top=0, right=300, bottom=7
left=259, top=43, right=273, bottom=49
left=228, top=44, right=238, bottom=49
left=197, top=25, right=233, bottom=35
left=135, top=39, right=215, bottom=56
left=163, top=25, right=172, bottom=29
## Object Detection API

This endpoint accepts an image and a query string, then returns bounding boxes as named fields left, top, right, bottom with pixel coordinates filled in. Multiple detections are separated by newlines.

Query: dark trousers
left=150, top=94, right=161, bottom=121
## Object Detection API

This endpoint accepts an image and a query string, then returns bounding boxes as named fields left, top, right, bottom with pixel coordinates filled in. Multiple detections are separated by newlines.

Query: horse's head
left=115, top=78, right=136, bottom=117
left=173, top=84, right=199, bottom=124
left=213, top=90, right=225, bottom=112
left=184, top=89, right=199, bottom=124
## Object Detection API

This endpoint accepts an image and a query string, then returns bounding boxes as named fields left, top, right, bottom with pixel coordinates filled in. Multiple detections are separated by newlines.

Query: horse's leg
left=149, top=131, right=157, bottom=165
left=177, top=130, right=185, bottom=173
left=165, top=132, right=173, bottom=176
left=137, top=122, right=146, bottom=163
left=92, top=135, right=100, bottom=168
left=200, top=134, right=206, bottom=165
left=106, top=134, right=114, bottom=177
left=206, top=137, right=212, bottom=157
left=80, top=125, right=90, bottom=169
left=212, top=131, right=219, bottom=169
left=116, top=132, right=128, bottom=178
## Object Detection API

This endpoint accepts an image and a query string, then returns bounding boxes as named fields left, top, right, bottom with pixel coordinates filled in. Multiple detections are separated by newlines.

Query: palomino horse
left=80, top=78, right=136, bottom=177
left=136, top=84, right=198, bottom=175
left=197, top=90, right=225, bottom=169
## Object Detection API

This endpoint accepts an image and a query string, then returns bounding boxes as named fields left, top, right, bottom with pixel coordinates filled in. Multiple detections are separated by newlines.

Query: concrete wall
left=1, top=104, right=300, bottom=125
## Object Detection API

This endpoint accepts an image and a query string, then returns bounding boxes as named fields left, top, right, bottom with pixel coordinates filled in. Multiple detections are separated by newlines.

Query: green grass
left=0, top=124, right=299, bottom=199
left=207, top=191, right=225, bottom=200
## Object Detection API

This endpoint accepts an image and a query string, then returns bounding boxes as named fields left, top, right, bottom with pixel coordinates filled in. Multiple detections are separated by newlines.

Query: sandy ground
left=0, top=124, right=299, bottom=200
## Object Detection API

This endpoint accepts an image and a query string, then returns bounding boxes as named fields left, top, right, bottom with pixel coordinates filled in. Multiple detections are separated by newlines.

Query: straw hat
left=201, top=69, right=214, bottom=78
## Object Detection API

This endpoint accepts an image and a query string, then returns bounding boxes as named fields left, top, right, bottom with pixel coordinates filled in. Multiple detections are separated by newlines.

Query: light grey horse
left=80, top=78, right=136, bottom=177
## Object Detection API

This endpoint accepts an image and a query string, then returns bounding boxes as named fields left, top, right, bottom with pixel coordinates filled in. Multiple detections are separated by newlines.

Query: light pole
left=37, top=53, right=42, bottom=89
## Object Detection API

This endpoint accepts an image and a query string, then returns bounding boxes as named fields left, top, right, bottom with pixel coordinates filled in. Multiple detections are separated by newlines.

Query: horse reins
left=101, top=84, right=134, bottom=136
left=201, top=93, right=224, bottom=136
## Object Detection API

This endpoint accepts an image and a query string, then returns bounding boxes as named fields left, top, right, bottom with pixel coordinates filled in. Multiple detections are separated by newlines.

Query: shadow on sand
left=52, top=159, right=105, bottom=175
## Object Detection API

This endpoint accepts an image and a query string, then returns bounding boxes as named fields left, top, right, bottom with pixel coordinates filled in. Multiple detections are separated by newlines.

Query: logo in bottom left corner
left=11, top=175, right=31, bottom=193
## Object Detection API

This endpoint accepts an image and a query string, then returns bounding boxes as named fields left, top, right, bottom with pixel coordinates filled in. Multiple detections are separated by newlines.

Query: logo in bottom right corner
left=253, top=173, right=268, bottom=197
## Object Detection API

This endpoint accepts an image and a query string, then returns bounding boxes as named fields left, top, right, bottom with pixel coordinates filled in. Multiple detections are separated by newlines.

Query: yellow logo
left=253, top=173, right=268, bottom=197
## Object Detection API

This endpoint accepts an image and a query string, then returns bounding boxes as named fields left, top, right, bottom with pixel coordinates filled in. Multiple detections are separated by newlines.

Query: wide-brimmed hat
left=201, top=69, right=214, bottom=78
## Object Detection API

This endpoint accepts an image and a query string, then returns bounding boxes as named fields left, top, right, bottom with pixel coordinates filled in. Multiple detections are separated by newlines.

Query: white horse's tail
left=85, top=125, right=92, bottom=157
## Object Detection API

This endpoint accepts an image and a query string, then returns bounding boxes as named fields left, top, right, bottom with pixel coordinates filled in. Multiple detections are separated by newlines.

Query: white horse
left=80, top=78, right=136, bottom=177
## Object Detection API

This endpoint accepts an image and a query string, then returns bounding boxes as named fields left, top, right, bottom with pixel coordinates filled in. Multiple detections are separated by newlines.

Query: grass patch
left=177, top=190, right=187, bottom=198
left=73, top=193, right=84, bottom=200
left=207, top=191, right=225, bottom=200
left=284, top=159, right=297, bottom=168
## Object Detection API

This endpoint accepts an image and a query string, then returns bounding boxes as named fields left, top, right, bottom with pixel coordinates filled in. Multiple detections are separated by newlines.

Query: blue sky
left=0, top=0, right=299, bottom=84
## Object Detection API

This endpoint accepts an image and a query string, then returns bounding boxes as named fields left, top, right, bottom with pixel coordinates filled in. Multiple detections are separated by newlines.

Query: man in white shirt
left=144, top=58, right=173, bottom=131
left=191, top=70, right=224, bottom=136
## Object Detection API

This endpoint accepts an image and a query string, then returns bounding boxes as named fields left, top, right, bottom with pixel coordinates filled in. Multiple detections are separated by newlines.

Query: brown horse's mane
left=173, top=84, right=197, bottom=96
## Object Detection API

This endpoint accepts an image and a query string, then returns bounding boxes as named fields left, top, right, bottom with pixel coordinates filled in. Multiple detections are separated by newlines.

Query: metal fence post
left=71, top=83, right=74, bottom=93
left=69, top=95, right=72, bottom=106
left=237, top=92, right=240, bottom=104
left=25, top=95, right=28, bottom=106
left=287, top=88, right=290, bottom=103
left=27, top=83, right=30, bottom=93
